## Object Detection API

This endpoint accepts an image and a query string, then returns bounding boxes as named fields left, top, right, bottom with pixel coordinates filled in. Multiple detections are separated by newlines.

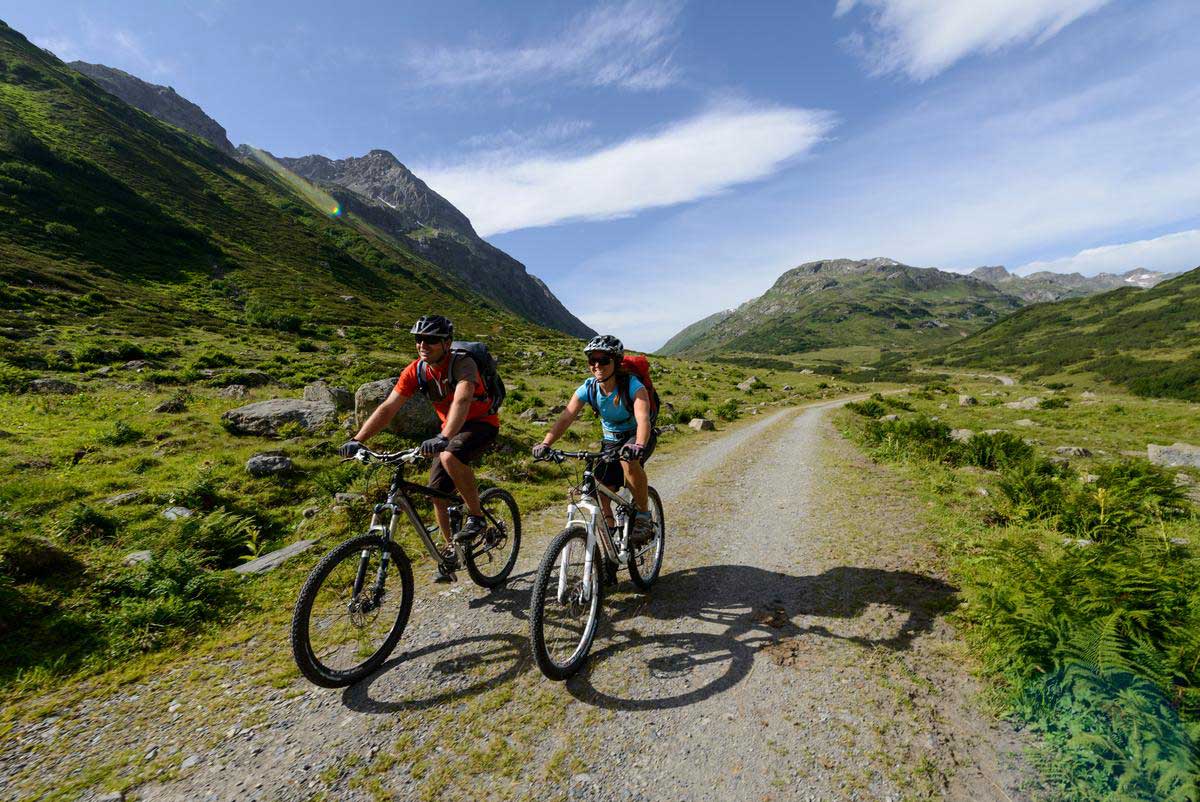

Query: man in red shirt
left=339, top=316, right=498, bottom=559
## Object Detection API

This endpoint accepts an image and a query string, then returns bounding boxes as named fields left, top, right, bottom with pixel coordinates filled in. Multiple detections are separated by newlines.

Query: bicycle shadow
left=566, top=563, right=958, bottom=712
left=466, top=569, right=536, bottom=621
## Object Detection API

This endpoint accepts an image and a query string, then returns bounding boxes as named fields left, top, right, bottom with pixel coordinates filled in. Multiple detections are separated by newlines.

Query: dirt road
left=2, top=400, right=1035, bottom=801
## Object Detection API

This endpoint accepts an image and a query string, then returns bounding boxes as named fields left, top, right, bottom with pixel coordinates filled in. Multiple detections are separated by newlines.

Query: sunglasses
left=587, top=355, right=613, bottom=367
left=414, top=335, right=445, bottom=345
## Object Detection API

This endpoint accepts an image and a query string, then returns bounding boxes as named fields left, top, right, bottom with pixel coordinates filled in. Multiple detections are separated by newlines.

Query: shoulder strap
left=416, top=360, right=428, bottom=394
left=585, top=378, right=599, bottom=412
left=618, top=373, right=633, bottom=414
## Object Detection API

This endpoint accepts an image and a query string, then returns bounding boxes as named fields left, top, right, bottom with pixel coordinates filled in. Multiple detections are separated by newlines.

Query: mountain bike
left=290, top=446, right=521, bottom=687
left=528, top=447, right=665, bottom=680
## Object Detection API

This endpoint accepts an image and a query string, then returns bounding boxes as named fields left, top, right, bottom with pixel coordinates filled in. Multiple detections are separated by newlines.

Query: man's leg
left=432, top=498, right=453, bottom=549
left=439, top=451, right=483, bottom=516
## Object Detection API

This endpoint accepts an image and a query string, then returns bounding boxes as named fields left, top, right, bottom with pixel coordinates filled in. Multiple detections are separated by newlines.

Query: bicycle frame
left=559, top=459, right=637, bottom=604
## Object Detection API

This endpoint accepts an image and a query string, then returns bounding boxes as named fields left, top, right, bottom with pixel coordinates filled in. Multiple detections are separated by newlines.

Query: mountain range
left=60, top=60, right=592, bottom=338
left=968, top=264, right=1179, bottom=303
left=659, top=258, right=1023, bottom=357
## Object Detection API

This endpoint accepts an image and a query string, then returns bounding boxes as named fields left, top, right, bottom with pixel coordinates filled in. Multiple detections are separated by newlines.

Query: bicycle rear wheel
left=530, top=526, right=602, bottom=680
left=463, top=487, right=521, bottom=588
left=628, top=486, right=665, bottom=591
left=291, top=533, right=413, bottom=687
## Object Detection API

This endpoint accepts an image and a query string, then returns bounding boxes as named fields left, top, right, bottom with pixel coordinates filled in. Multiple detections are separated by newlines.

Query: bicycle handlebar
left=344, top=447, right=425, bottom=465
left=534, top=447, right=619, bottom=464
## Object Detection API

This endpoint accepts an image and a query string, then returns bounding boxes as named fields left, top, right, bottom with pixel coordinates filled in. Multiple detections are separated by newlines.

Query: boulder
left=1148, top=442, right=1200, bottom=469
left=123, top=550, right=153, bottom=566
left=689, top=418, right=715, bottom=431
left=1004, top=396, right=1042, bottom=410
left=982, top=429, right=1005, bottom=435
left=354, top=378, right=439, bottom=438
left=30, top=378, right=78, bottom=394
left=217, top=384, right=248, bottom=399
left=233, top=539, right=317, bottom=575
left=799, top=369, right=814, bottom=375
left=103, top=490, right=144, bottom=507
left=958, top=395, right=977, bottom=407
left=556, top=358, right=574, bottom=367
left=782, top=385, right=792, bottom=391
left=334, top=492, right=365, bottom=503
left=736, top=376, right=760, bottom=392
left=950, top=428, right=975, bottom=443
left=303, top=381, right=353, bottom=411
left=1055, top=446, right=1092, bottom=458
left=122, top=360, right=150, bottom=371
left=880, top=414, right=900, bottom=422
left=154, top=397, right=187, bottom=414
left=518, top=408, right=541, bottom=422
left=1013, top=419, right=1036, bottom=427
left=246, top=451, right=293, bottom=477
left=222, top=399, right=338, bottom=437
left=162, top=506, right=193, bottom=521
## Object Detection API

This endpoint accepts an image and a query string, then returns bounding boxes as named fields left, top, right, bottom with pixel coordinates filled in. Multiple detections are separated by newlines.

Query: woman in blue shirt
left=532, top=335, right=656, bottom=545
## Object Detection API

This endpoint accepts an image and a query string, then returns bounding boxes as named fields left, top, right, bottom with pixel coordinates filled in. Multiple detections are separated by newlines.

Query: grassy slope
left=667, top=262, right=1023, bottom=359
left=657, top=308, right=732, bottom=355
left=935, top=266, right=1200, bottom=400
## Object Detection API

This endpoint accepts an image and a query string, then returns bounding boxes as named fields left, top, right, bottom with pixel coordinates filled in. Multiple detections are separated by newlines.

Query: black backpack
left=417, top=341, right=506, bottom=415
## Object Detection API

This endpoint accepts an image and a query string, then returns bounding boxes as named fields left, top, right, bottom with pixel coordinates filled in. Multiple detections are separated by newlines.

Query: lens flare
left=242, top=146, right=344, bottom=218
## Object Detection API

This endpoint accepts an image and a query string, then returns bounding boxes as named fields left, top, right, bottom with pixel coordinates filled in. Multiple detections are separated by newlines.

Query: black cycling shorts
left=596, top=430, right=656, bottom=490
left=428, top=421, right=498, bottom=493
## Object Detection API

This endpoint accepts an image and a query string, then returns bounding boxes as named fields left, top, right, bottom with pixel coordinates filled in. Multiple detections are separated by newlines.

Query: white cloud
left=407, top=0, right=682, bottom=91
left=31, top=35, right=79, bottom=62
left=836, top=0, right=1113, bottom=79
left=1015, top=229, right=1200, bottom=277
left=419, top=102, right=835, bottom=236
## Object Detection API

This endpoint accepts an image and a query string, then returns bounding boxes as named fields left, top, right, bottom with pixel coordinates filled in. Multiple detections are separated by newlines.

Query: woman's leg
left=621, top=459, right=649, bottom=512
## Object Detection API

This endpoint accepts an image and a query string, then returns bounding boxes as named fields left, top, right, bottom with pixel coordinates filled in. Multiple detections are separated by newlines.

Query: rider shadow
left=567, top=563, right=958, bottom=712
left=341, top=632, right=530, bottom=713
left=340, top=573, right=537, bottom=713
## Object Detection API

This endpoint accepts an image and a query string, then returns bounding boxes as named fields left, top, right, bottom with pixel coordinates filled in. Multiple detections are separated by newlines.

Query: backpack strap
left=585, top=378, right=599, bottom=413
left=416, top=360, right=428, bottom=395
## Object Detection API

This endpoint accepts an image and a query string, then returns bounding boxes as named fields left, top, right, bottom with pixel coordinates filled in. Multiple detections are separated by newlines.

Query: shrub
left=1060, top=461, right=1189, bottom=542
left=245, top=297, right=302, bottom=333
left=191, top=351, right=235, bottom=369
left=715, top=398, right=741, bottom=421
left=43, top=222, right=78, bottom=240
left=172, top=509, right=262, bottom=567
left=845, top=399, right=887, bottom=418
left=1039, top=397, right=1070, bottom=410
left=861, top=414, right=956, bottom=463
left=0, top=361, right=30, bottom=393
left=97, top=421, right=142, bottom=446
left=55, top=503, right=118, bottom=543
left=996, top=458, right=1070, bottom=523
left=0, top=532, right=81, bottom=579
left=174, top=469, right=220, bottom=511
left=959, top=431, right=1034, bottom=471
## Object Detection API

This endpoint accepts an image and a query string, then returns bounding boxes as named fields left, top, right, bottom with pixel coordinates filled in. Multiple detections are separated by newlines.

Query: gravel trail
left=1, top=400, right=1035, bottom=801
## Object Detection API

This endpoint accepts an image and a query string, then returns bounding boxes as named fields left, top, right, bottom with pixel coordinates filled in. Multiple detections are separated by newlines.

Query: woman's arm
left=632, top=388, right=651, bottom=446
left=541, top=395, right=584, bottom=446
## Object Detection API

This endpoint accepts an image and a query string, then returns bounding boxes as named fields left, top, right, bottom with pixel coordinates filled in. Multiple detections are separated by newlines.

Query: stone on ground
left=689, top=418, right=715, bottom=431
left=950, top=428, right=974, bottom=443
left=354, top=378, right=438, bottom=438
left=303, top=380, right=353, bottom=411
left=222, top=399, right=337, bottom=437
left=162, top=506, right=193, bottom=521
left=1055, top=446, right=1092, bottom=457
left=1004, top=396, right=1041, bottom=410
left=246, top=451, right=293, bottom=476
left=958, top=395, right=977, bottom=406
left=30, top=378, right=78, bottom=394
left=1148, top=442, right=1200, bottom=468
left=217, top=384, right=247, bottom=399
left=233, top=539, right=317, bottom=574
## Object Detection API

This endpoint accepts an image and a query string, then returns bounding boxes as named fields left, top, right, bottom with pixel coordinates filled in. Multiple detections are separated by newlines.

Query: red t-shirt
left=395, top=355, right=500, bottom=428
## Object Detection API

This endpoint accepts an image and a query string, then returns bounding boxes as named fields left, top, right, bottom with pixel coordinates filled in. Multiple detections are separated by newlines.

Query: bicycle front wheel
left=628, top=485, right=665, bottom=591
left=463, top=487, right=521, bottom=588
left=290, top=533, right=414, bottom=687
left=529, top=526, right=602, bottom=680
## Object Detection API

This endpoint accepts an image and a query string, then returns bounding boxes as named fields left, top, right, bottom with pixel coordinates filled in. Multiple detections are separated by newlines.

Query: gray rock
left=334, top=492, right=365, bottom=503
left=880, top=414, right=900, bottom=422
left=1013, top=419, right=1036, bottom=427
left=799, top=369, right=814, bottom=375
left=303, top=381, right=353, bottom=411
left=162, top=506, right=193, bottom=521
left=1176, top=473, right=1195, bottom=486
left=222, top=399, right=338, bottom=437
left=1004, top=396, right=1042, bottom=410
left=233, top=539, right=317, bottom=574
left=518, top=408, right=541, bottom=421
left=153, top=397, right=187, bottom=413
left=556, top=357, right=574, bottom=367
left=689, top=418, right=715, bottom=431
left=958, top=395, right=977, bottom=407
left=103, top=490, right=144, bottom=506
left=950, top=428, right=974, bottom=443
left=96, top=792, right=124, bottom=802
left=123, top=550, right=153, bottom=566
left=180, top=754, right=201, bottom=771
left=246, top=451, right=293, bottom=477
left=30, top=378, right=78, bottom=394
left=548, top=404, right=567, bottom=415
left=782, top=385, right=792, bottom=391
left=217, top=384, right=248, bottom=399
left=95, top=366, right=112, bottom=376
left=302, top=506, right=320, bottom=518
left=982, top=429, right=1005, bottom=435
left=354, top=378, right=439, bottom=438
left=1148, top=442, right=1200, bottom=469
left=736, top=376, right=760, bottom=392
left=122, top=360, right=150, bottom=371
left=1055, top=446, right=1092, bottom=457
left=232, top=369, right=272, bottom=387
left=1080, top=390, right=1098, bottom=399
left=659, top=424, right=677, bottom=433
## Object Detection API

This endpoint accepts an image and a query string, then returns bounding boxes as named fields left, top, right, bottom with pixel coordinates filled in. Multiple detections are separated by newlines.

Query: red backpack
left=585, top=354, right=661, bottom=425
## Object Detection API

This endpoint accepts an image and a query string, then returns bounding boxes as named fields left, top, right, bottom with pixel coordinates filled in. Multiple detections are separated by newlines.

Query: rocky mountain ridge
left=660, top=258, right=1022, bottom=357
left=67, top=61, right=235, bottom=155
left=969, top=264, right=1179, bottom=303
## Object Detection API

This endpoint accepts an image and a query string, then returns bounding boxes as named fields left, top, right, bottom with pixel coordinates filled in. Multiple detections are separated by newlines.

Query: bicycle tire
left=290, top=533, right=413, bottom=688
left=628, top=485, right=665, bottom=591
left=463, top=487, right=521, bottom=588
left=530, top=526, right=602, bottom=680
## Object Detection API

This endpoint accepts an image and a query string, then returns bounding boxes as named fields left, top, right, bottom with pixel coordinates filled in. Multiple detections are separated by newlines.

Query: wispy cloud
left=835, top=0, right=1113, bottom=80
left=31, top=35, right=79, bottom=62
left=33, top=17, right=175, bottom=77
left=406, top=0, right=682, bottom=91
left=419, top=101, right=835, bottom=236
left=459, top=119, right=596, bottom=156
left=1016, top=229, right=1200, bottom=277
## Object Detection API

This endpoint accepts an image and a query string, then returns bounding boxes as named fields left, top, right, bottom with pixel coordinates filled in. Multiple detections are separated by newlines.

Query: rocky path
left=1, top=400, right=1036, bottom=801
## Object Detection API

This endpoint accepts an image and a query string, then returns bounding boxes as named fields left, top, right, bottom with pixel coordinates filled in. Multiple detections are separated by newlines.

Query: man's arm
left=353, top=390, right=412, bottom=443
left=441, top=379, right=475, bottom=438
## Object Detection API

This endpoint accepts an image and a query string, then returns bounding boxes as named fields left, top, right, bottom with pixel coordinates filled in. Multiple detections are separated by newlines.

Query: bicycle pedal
left=434, top=564, right=458, bottom=583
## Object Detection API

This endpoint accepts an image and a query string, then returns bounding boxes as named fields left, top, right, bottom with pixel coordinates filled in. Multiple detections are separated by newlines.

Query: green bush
left=861, top=414, right=956, bottom=463
left=845, top=399, right=887, bottom=418
left=715, top=398, right=741, bottom=421
left=97, top=420, right=141, bottom=446
left=43, top=222, right=79, bottom=240
left=1039, top=397, right=1070, bottom=410
left=0, top=532, right=80, bottom=579
left=959, top=431, right=1034, bottom=471
left=171, top=508, right=262, bottom=567
left=0, top=361, right=30, bottom=393
left=245, top=297, right=302, bottom=333
left=55, top=503, right=118, bottom=543
left=191, top=351, right=235, bottom=369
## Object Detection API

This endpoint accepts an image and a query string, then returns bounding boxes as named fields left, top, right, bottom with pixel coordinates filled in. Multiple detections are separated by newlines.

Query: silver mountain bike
left=528, top=447, right=665, bottom=680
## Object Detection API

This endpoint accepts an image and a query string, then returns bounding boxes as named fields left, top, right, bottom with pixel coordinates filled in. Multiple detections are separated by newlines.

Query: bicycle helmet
left=410, top=315, right=453, bottom=339
left=584, top=334, right=624, bottom=361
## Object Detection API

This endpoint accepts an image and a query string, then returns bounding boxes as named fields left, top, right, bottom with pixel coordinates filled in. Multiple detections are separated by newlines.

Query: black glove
left=421, top=434, right=450, bottom=456
left=531, top=443, right=552, bottom=460
left=620, top=442, right=646, bottom=462
left=338, top=440, right=365, bottom=458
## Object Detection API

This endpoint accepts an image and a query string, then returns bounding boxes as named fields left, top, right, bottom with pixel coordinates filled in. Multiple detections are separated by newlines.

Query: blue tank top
left=576, top=376, right=646, bottom=441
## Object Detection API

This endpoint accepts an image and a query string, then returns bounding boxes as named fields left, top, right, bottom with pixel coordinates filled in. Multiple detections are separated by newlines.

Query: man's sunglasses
left=414, top=335, right=445, bottom=345
left=587, top=355, right=613, bottom=366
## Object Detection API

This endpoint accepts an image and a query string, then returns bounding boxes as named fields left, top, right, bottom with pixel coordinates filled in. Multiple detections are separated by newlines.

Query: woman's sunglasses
left=587, top=355, right=613, bottom=367
left=414, top=335, right=445, bottom=345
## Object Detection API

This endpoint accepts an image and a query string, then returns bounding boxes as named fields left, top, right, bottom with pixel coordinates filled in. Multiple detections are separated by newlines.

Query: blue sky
left=8, top=0, right=1200, bottom=349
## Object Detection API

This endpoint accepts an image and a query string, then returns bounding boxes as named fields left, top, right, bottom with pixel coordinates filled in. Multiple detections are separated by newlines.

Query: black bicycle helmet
left=584, top=334, right=624, bottom=361
left=411, top=315, right=453, bottom=339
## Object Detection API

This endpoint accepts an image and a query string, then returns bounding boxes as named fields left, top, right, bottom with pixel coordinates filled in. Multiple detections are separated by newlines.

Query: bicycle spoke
left=304, top=545, right=406, bottom=674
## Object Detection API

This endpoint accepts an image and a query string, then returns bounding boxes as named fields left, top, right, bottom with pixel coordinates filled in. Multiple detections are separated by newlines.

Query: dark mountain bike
left=528, top=447, right=665, bottom=680
left=290, top=447, right=521, bottom=687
